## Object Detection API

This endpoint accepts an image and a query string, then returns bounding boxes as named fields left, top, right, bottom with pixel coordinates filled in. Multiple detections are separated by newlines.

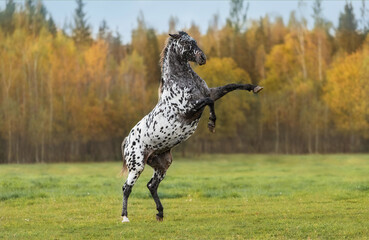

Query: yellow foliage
left=325, top=50, right=369, bottom=136
left=1, top=10, right=369, bottom=162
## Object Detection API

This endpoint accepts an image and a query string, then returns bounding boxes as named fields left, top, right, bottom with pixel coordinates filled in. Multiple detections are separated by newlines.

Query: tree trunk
left=323, top=105, right=328, bottom=153
left=16, top=136, right=19, bottom=164
left=296, top=26, right=307, bottom=80
left=35, top=142, right=39, bottom=163
left=318, top=37, right=322, bottom=81
left=259, top=119, right=263, bottom=153
left=275, top=109, right=279, bottom=153
left=7, top=126, right=12, bottom=163
left=41, top=131, right=45, bottom=163
left=285, top=127, right=289, bottom=154
left=315, top=123, right=319, bottom=153
left=308, top=130, right=312, bottom=153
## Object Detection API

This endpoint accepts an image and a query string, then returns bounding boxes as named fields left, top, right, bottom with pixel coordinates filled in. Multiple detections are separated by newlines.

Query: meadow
left=1, top=154, right=369, bottom=239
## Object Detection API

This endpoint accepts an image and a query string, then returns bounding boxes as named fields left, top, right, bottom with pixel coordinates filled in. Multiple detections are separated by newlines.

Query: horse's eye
left=184, top=45, right=191, bottom=51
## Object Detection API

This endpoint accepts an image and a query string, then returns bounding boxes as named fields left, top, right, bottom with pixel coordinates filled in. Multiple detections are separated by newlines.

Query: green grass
left=1, top=154, right=369, bottom=239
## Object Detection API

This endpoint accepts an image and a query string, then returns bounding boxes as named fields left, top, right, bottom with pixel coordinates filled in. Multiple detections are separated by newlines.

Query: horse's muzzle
left=196, top=52, right=207, bottom=65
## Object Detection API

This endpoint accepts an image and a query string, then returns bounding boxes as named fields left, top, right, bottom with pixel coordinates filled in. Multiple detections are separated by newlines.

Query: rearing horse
left=121, top=31, right=263, bottom=223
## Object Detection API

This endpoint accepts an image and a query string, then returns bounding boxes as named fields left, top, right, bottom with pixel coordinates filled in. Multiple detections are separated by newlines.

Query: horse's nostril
left=202, top=55, right=207, bottom=62
left=201, top=55, right=206, bottom=63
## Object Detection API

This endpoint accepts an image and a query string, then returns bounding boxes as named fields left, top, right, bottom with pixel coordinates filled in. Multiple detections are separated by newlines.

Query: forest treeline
left=0, top=0, right=368, bottom=163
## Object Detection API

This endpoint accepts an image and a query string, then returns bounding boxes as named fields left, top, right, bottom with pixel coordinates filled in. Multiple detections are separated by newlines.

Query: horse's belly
left=143, top=113, right=199, bottom=150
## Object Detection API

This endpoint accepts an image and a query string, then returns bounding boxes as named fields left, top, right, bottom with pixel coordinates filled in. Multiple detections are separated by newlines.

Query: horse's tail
left=120, top=137, right=128, bottom=176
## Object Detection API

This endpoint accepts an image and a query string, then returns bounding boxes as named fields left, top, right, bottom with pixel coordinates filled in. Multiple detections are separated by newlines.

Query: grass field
left=1, top=154, right=369, bottom=239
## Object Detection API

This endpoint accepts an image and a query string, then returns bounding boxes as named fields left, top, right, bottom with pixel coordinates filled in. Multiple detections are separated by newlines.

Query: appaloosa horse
left=121, top=31, right=263, bottom=223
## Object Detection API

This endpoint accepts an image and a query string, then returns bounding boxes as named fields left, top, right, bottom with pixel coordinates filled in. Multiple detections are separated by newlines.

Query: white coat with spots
left=121, top=31, right=263, bottom=222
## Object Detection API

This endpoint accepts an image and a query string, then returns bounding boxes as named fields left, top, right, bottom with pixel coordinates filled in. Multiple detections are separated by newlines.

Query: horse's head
left=169, top=31, right=206, bottom=65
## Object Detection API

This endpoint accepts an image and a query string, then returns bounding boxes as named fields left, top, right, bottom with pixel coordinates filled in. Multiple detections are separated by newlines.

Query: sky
left=0, top=1, right=366, bottom=43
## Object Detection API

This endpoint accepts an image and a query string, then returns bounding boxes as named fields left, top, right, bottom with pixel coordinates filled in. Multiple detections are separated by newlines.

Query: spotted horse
left=121, top=31, right=263, bottom=223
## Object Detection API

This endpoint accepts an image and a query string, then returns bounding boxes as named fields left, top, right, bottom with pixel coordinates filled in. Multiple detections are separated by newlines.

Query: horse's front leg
left=207, top=102, right=216, bottom=133
left=210, top=83, right=263, bottom=102
left=185, top=97, right=213, bottom=117
left=185, top=97, right=216, bottom=132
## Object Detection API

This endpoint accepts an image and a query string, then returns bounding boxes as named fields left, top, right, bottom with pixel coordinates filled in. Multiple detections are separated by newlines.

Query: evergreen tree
left=47, top=16, right=57, bottom=36
left=98, top=19, right=109, bottom=40
left=0, top=0, right=16, bottom=34
left=111, top=30, right=125, bottom=63
left=227, top=0, right=249, bottom=33
left=339, top=2, right=357, bottom=31
left=72, top=0, right=91, bottom=45
left=24, top=0, right=50, bottom=35
left=312, top=0, right=324, bottom=29
left=145, top=28, right=161, bottom=86
left=337, top=2, right=362, bottom=53
left=168, top=16, right=178, bottom=33
left=360, top=0, right=369, bottom=34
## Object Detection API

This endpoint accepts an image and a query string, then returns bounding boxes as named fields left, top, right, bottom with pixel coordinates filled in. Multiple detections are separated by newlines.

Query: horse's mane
left=158, top=32, right=188, bottom=100
left=158, top=37, right=172, bottom=100
left=159, top=37, right=172, bottom=69
left=160, top=31, right=188, bottom=69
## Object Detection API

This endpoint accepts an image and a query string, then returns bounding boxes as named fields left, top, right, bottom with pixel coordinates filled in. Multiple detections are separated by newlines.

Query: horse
left=121, top=31, right=263, bottom=223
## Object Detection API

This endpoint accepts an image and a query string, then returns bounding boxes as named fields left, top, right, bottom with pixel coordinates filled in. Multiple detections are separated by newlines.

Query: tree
left=0, top=0, right=16, bottom=34
left=110, top=30, right=125, bottom=63
left=360, top=0, right=369, bottom=34
left=325, top=46, right=369, bottom=149
left=203, top=14, right=221, bottom=58
left=23, top=0, right=50, bottom=36
left=337, top=2, right=362, bottom=53
left=227, top=0, right=249, bottom=33
left=72, top=0, right=91, bottom=45
left=98, top=19, right=109, bottom=40
left=168, top=16, right=178, bottom=33
left=47, top=16, right=57, bottom=36
left=312, top=0, right=324, bottom=29
left=118, top=50, right=149, bottom=121
left=145, top=28, right=161, bottom=87
left=131, top=13, right=160, bottom=91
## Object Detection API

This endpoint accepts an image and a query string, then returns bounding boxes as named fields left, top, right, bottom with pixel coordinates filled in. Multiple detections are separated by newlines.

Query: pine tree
left=312, top=0, right=324, bottom=29
left=227, top=0, right=249, bottom=33
left=98, top=19, right=108, bottom=40
left=337, top=2, right=362, bottom=53
left=0, top=0, right=16, bottom=34
left=168, top=16, right=178, bottom=33
left=339, top=2, right=357, bottom=31
left=72, top=0, right=91, bottom=45
left=360, top=0, right=369, bottom=34
left=111, top=30, right=125, bottom=63
left=23, top=0, right=50, bottom=35
left=47, top=16, right=57, bottom=36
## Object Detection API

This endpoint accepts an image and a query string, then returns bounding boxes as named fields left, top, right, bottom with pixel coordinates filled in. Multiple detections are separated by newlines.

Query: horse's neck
left=161, top=43, right=193, bottom=89
left=163, top=51, right=190, bottom=78
left=159, top=41, right=209, bottom=101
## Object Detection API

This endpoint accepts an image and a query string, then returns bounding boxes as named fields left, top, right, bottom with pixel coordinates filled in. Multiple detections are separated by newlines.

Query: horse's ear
left=169, top=33, right=181, bottom=39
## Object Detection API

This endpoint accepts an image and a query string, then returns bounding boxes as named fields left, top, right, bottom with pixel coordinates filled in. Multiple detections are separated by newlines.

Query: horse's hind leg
left=146, top=150, right=172, bottom=221
left=121, top=154, right=145, bottom=223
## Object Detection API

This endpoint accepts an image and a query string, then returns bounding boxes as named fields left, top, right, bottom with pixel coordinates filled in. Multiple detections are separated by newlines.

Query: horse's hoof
left=156, top=214, right=164, bottom=222
left=208, top=122, right=216, bottom=133
left=253, top=86, right=263, bottom=94
left=122, top=216, right=130, bottom=223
